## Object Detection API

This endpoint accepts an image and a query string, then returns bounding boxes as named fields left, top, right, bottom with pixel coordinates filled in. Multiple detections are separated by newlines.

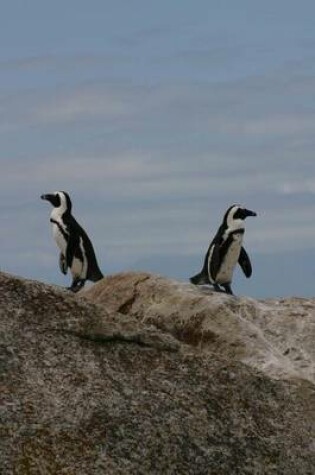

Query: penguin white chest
left=216, top=233, right=243, bottom=284
left=51, top=221, right=68, bottom=254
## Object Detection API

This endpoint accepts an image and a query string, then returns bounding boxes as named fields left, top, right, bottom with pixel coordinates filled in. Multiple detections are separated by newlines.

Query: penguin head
left=224, top=205, right=257, bottom=228
left=41, top=191, right=72, bottom=213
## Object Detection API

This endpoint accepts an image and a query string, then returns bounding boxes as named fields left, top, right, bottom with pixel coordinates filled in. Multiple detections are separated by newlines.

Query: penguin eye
left=54, top=194, right=61, bottom=207
left=233, top=208, right=244, bottom=220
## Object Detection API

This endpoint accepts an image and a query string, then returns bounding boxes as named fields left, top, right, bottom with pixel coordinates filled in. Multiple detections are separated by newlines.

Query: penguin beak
left=41, top=193, right=56, bottom=205
left=41, top=193, right=52, bottom=202
left=244, top=209, right=257, bottom=218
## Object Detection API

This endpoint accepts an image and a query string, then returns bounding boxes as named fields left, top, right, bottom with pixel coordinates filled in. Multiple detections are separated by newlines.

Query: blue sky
left=1, top=1, right=315, bottom=298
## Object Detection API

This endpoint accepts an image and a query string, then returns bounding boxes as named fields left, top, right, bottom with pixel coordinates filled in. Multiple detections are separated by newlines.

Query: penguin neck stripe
left=229, top=228, right=245, bottom=236
left=50, top=218, right=69, bottom=241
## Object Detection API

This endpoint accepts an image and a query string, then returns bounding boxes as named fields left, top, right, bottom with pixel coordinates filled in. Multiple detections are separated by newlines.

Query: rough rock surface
left=84, top=272, right=315, bottom=384
left=1, top=271, right=315, bottom=474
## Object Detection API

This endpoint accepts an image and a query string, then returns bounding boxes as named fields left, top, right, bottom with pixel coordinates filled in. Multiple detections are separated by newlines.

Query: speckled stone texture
left=1, top=271, right=314, bottom=474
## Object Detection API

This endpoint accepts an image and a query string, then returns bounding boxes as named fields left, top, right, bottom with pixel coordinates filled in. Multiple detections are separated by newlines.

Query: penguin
left=190, top=205, right=256, bottom=295
left=41, top=191, right=104, bottom=292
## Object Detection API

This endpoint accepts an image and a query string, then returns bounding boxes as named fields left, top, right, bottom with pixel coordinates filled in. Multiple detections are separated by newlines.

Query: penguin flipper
left=210, top=234, right=236, bottom=281
left=59, top=253, right=68, bottom=275
left=238, top=246, right=252, bottom=278
left=222, top=283, right=234, bottom=295
left=68, top=278, right=85, bottom=293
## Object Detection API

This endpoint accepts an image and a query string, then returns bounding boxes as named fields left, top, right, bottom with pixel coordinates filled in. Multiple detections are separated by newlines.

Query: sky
left=1, top=1, right=315, bottom=298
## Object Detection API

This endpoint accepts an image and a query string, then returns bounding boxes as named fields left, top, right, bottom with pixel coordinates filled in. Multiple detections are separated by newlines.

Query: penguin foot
left=212, top=283, right=234, bottom=295
left=68, top=279, right=86, bottom=293
left=222, top=283, right=234, bottom=295
left=213, top=284, right=225, bottom=293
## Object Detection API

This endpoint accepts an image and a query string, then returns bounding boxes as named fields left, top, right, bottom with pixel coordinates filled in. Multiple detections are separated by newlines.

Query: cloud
left=0, top=150, right=297, bottom=206
left=0, top=54, right=122, bottom=72
left=279, top=180, right=315, bottom=195
left=211, top=115, right=315, bottom=137
left=33, top=87, right=134, bottom=124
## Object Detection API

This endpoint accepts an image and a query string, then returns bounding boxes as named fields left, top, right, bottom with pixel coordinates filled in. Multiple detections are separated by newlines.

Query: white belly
left=71, top=237, right=88, bottom=279
left=71, top=256, right=83, bottom=278
left=52, top=222, right=68, bottom=254
left=216, top=234, right=243, bottom=284
left=51, top=217, right=88, bottom=280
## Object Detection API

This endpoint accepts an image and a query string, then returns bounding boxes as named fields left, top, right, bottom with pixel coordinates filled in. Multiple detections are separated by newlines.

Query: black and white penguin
left=190, top=205, right=256, bottom=295
left=41, top=191, right=104, bottom=292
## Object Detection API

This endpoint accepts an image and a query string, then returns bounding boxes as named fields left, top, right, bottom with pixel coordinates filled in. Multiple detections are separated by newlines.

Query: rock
left=84, top=272, right=315, bottom=384
left=1, top=271, right=315, bottom=474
